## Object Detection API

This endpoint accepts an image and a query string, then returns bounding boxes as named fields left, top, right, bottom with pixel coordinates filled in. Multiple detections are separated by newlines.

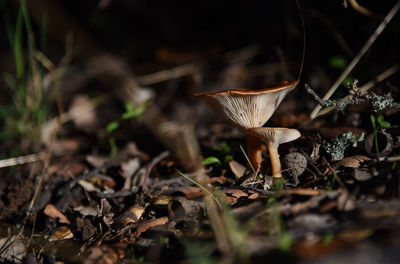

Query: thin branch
left=0, top=152, right=47, bottom=168
left=314, top=63, right=400, bottom=117
left=310, top=0, right=400, bottom=119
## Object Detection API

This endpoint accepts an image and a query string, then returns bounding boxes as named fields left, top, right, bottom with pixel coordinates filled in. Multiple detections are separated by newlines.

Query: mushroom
left=246, top=127, right=301, bottom=181
left=195, top=81, right=298, bottom=169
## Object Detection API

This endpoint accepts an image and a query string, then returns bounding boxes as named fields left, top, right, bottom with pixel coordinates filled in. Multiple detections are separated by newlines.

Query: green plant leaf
left=377, top=115, right=384, bottom=123
left=224, top=155, right=233, bottom=163
left=322, top=232, right=335, bottom=245
left=380, top=121, right=391, bottom=128
left=122, top=102, right=147, bottom=119
left=329, top=56, right=347, bottom=70
left=202, top=156, right=221, bottom=165
left=106, top=121, right=119, bottom=134
left=14, top=9, right=25, bottom=80
left=370, top=114, right=376, bottom=127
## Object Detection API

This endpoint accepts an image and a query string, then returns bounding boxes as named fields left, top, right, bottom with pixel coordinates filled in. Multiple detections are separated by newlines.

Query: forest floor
left=1, top=1, right=400, bottom=263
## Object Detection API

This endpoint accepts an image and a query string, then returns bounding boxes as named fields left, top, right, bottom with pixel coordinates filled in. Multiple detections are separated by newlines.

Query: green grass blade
left=176, top=169, right=222, bottom=209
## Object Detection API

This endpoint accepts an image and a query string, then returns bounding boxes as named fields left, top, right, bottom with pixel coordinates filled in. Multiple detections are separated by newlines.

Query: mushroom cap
left=195, top=81, right=298, bottom=129
left=246, top=127, right=301, bottom=146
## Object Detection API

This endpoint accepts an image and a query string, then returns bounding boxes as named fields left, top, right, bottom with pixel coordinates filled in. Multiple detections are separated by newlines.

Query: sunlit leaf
left=106, top=121, right=119, bottom=134
left=202, top=156, right=221, bottom=165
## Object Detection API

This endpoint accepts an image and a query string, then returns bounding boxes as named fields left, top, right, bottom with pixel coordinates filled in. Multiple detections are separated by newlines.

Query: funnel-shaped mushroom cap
left=247, top=127, right=301, bottom=146
left=195, top=81, right=298, bottom=129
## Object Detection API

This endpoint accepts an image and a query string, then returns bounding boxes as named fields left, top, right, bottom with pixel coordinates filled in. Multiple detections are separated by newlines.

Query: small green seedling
left=106, top=102, right=148, bottom=155
left=202, top=156, right=221, bottom=166
left=370, top=114, right=391, bottom=156
left=211, top=141, right=233, bottom=163
left=122, top=102, right=148, bottom=119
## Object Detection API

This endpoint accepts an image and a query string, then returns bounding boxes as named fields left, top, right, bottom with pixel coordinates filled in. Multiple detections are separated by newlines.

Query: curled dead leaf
left=135, top=217, right=169, bottom=237
left=223, top=188, right=248, bottom=204
left=153, top=195, right=174, bottom=205
left=49, top=226, right=74, bottom=242
left=117, top=205, right=146, bottom=225
left=168, top=196, right=202, bottom=218
left=44, top=204, right=71, bottom=224
left=229, top=160, right=246, bottom=179
left=353, top=168, right=372, bottom=181
left=333, top=155, right=370, bottom=169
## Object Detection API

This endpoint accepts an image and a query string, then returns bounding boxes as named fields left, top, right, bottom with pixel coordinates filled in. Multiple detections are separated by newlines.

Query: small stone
left=283, top=152, right=307, bottom=185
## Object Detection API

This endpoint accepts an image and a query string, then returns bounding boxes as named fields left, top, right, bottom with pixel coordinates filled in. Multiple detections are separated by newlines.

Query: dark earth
left=1, top=0, right=400, bottom=263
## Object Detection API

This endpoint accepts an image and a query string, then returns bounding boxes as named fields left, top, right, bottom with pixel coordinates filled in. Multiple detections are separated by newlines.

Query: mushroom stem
left=245, top=133, right=262, bottom=170
left=266, top=142, right=282, bottom=179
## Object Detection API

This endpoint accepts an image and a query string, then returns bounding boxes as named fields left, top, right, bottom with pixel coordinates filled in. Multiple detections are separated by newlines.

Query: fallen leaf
left=49, top=226, right=74, bottom=241
left=135, top=217, right=169, bottom=236
left=229, top=160, right=246, bottom=179
left=69, top=94, right=97, bottom=130
left=223, top=188, right=248, bottom=204
left=78, top=180, right=102, bottom=193
left=44, top=204, right=71, bottom=224
left=86, top=155, right=109, bottom=168
left=153, top=195, right=174, bottom=205
left=353, top=168, right=372, bottom=181
left=120, top=158, right=140, bottom=190
left=168, top=196, right=202, bottom=218
left=116, top=205, right=145, bottom=226
left=333, top=155, right=370, bottom=169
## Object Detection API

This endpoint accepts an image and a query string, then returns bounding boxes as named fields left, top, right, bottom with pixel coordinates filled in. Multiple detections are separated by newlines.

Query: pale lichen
left=323, top=131, right=364, bottom=161
left=305, top=80, right=400, bottom=113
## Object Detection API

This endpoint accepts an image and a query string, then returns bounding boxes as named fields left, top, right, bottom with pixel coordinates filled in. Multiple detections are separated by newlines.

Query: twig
left=314, top=63, right=400, bottom=117
left=142, top=151, right=170, bottom=189
left=322, top=156, right=348, bottom=192
left=376, top=155, right=400, bottom=163
left=310, top=0, right=400, bottom=119
left=0, top=152, right=47, bottom=168
left=137, top=64, right=199, bottom=86
left=349, top=0, right=375, bottom=17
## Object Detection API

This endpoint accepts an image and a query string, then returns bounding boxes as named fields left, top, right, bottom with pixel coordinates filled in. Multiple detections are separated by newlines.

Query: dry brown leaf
left=49, top=226, right=74, bottom=242
left=337, top=191, right=355, bottom=211
left=120, top=158, right=140, bottom=190
left=168, top=197, right=202, bottom=218
left=44, top=204, right=71, bottom=224
left=48, top=161, right=86, bottom=178
left=223, top=188, right=248, bottom=204
left=135, top=217, right=169, bottom=236
left=153, top=195, right=174, bottom=205
left=353, top=168, right=372, bottom=181
left=116, top=205, right=145, bottom=225
left=78, top=180, right=102, bottom=193
left=229, top=160, right=246, bottom=179
left=248, top=193, right=260, bottom=199
left=73, top=206, right=98, bottom=217
left=84, top=243, right=127, bottom=264
left=86, top=155, right=109, bottom=168
left=333, top=155, right=370, bottom=169
left=69, top=94, right=97, bottom=130
left=337, top=228, right=373, bottom=243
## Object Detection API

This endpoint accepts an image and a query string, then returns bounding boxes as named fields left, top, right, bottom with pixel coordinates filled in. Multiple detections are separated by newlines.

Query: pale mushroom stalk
left=247, top=127, right=301, bottom=183
left=245, top=133, right=262, bottom=169
left=195, top=81, right=299, bottom=170
left=266, top=141, right=282, bottom=178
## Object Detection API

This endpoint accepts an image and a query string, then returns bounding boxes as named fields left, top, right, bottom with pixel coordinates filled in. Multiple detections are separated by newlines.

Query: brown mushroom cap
left=195, top=81, right=298, bottom=129
left=246, top=127, right=301, bottom=146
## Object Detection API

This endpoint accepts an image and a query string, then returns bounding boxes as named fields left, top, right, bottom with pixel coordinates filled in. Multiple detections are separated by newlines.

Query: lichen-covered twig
left=310, top=0, right=400, bottom=119
left=315, top=63, right=400, bottom=117
left=306, top=80, right=400, bottom=114
left=323, top=131, right=364, bottom=161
